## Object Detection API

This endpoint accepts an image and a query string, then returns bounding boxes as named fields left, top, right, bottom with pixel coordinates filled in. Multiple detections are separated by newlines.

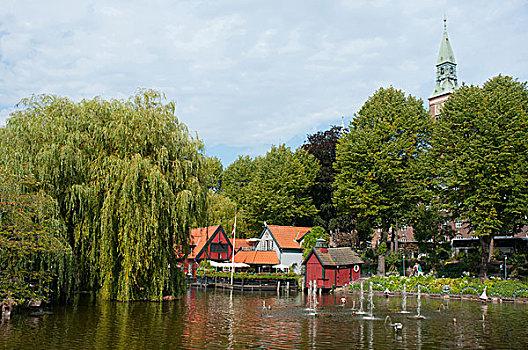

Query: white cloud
left=0, top=0, right=527, bottom=165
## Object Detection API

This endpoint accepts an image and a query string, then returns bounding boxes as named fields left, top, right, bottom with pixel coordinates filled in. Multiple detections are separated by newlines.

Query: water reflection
left=1, top=288, right=528, bottom=349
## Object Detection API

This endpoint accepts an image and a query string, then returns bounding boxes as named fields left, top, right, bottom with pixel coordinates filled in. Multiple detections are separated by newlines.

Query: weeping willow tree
left=0, top=90, right=208, bottom=301
left=0, top=170, right=75, bottom=305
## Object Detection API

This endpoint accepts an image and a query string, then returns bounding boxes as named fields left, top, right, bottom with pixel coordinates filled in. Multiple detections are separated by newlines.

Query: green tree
left=221, top=155, right=257, bottom=237
left=302, top=226, right=330, bottom=258
left=0, top=90, right=208, bottom=301
left=302, top=126, right=342, bottom=230
left=431, top=75, right=528, bottom=279
left=329, top=214, right=373, bottom=249
left=0, top=170, right=75, bottom=305
left=204, top=192, right=238, bottom=235
left=410, top=203, right=454, bottom=265
left=334, top=87, right=430, bottom=276
left=201, top=156, right=223, bottom=193
left=222, top=155, right=256, bottom=205
left=225, top=145, right=319, bottom=235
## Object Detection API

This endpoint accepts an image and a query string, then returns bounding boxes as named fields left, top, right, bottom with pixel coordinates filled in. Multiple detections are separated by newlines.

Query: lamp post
left=504, top=256, right=507, bottom=280
left=402, top=251, right=405, bottom=277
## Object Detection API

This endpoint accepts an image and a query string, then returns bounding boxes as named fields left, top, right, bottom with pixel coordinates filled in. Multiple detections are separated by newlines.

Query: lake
left=1, top=286, right=527, bottom=349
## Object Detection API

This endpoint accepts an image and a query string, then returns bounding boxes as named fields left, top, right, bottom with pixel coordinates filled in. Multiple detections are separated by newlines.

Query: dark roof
left=309, top=247, right=364, bottom=266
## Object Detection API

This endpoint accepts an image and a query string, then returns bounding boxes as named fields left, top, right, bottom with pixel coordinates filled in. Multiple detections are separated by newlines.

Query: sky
left=1, top=1, right=527, bottom=166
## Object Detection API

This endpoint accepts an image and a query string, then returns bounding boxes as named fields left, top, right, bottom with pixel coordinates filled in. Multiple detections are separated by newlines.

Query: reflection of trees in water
left=2, top=291, right=528, bottom=349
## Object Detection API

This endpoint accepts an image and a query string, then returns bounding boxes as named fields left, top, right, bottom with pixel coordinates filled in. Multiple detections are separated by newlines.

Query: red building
left=181, top=225, right=233, bottom=277
left=303, top=240, right=363, bottom=290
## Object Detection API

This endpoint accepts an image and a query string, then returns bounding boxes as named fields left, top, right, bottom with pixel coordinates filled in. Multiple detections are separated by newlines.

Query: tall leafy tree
left=0, top=170, right=75, bottom=305
left=221, top=155, right=257, bottom=236
left=0, top=90, right=208, bottom=301
left=431, top=75, right=528, bottom=279
left=302, top=126, right=342, bottom=229
left=334, top=87, right=430, bottom=275
left=222, top=155, right=256, bottom=204
left=223, top=145, right=319, bottom=235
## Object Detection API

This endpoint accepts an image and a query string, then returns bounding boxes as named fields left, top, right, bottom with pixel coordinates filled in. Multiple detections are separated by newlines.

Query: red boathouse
left=302, top=239, right=363, bottom=290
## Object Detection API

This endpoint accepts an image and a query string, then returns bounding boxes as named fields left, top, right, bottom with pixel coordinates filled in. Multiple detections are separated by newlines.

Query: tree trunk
left=479, top=235, right=492, bottom=280
left=377, top=255, right=386, bottom=276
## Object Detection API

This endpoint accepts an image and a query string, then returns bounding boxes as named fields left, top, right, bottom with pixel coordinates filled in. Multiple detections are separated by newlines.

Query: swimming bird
left=384, top=316, right=403, bottom=332
left=392, top=322, right=403, bottom=331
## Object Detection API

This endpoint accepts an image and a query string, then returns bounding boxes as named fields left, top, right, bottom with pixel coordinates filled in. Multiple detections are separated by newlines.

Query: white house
left=254, top=224, right=311, bottom=274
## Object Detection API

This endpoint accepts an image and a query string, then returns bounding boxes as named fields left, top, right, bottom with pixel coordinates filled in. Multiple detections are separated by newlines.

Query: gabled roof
left=188, top=225, right=221, bottom=259
left=234, top=250, right=279, bottom=265
left=265, top=225, right=311, bottom=249
left=303, top=247, right=364, bottom=267
left=229, top=238, right=255, bottom=250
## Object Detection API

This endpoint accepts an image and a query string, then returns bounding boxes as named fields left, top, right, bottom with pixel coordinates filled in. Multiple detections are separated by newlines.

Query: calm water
left=1, top=287, right=528, bottom=349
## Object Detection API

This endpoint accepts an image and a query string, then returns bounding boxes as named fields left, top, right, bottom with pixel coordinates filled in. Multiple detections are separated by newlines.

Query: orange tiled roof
left=229, top=238, right=255, bottom=250
left=188, top=225, right=220, bottom=259
left=234, top=250, right=279, bottom=265
left=267, top=225, right=311, bottom=249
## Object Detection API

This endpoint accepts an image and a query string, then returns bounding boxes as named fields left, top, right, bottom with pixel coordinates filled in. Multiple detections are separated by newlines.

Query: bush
left=352, top=275, right=528, bottom=298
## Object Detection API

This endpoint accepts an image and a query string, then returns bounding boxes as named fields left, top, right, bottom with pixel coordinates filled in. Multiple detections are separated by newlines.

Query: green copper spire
left=437, top=18, right=456, bottom=65
left=429, top=18, right=458, bottom=99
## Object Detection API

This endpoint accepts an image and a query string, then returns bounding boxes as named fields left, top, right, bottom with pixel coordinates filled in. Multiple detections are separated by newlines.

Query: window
left=455, top=221, right=463, bottom=228
left=401, top=225, right=407, bottom=231
left=210, top=243, right=228, bottom=254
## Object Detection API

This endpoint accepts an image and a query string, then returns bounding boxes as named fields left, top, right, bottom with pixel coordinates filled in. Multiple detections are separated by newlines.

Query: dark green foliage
left=302, top=126, right=342, bottom=230
left=222, top=145, right=319, bottom=235
left=334, top=87, right=431, bottom=274
left=432, top=75, right=528, bottom=278
left=0, top=90, right=208, bottom=301
left=410, top=204, right=454, bottom=264
left=329, top=214, right=373, bottom=249
left=0, top=170, right=75, bottom=305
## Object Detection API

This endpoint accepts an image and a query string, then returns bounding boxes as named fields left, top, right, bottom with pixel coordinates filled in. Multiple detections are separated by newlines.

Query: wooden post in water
left=277, top=281, right=281, bottom=294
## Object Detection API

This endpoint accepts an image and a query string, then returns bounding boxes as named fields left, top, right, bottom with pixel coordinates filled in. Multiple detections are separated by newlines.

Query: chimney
left=315, top=239, right=328, bottom=253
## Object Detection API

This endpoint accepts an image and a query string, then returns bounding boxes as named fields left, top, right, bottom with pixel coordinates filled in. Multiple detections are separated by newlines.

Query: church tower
left=429, top=19, right=458, bottom=119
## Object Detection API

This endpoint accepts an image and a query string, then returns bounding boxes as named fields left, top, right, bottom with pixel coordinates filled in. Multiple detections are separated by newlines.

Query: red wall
left=305, top=253, right=362, bottom=289
left=197, top=228, right=233, bottom=261
left=305, top=254, right=323, bottom=288
left=352, top=265, right=360, bottom=281
left=338, top=267, right=350, bottom=286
